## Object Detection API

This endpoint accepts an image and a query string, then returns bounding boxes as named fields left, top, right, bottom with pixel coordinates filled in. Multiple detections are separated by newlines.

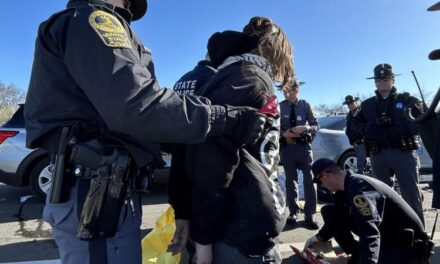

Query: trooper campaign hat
left=342, top=95, right=359, bottom=105
left=312, top=158, right=337, bottom=183
left=366, top=63, right=400, bottom=80
left=428, top=1, right=440, bottom=60
left=129, top=0, right=147, bottom=21
left=290, top=79, right=306, bottom=89
left=428, top=1, right=440, bottom=11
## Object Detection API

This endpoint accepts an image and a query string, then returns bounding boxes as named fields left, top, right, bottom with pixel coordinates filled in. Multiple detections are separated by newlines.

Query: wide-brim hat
left=428, top=1, right=440, bottom=11
left=428, top=2, right=440, bottom=59
left=311, top=158, right=337, bottom=183
left=366, top=63, right=400, bottom=80
left=429, top=49, right=440, bottom=60
left=342, top=95, right=359, bottom=105
left=291, top=79, right=306, bottom=89
left=130, top=0, right=148, bottom=21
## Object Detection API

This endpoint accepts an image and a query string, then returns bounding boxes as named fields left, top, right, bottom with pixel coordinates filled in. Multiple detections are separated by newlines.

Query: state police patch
left=89, top=10, right=131, bottom=48
left=353, top=194, right=372, bottom=216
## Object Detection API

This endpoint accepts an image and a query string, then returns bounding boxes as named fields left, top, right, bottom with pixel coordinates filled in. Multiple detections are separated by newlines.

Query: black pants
left=318, top=205, right=427, bottom=264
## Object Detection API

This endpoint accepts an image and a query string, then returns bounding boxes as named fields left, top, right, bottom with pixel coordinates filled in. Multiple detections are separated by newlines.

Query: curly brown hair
left=243, top=16, right=295, bottom=89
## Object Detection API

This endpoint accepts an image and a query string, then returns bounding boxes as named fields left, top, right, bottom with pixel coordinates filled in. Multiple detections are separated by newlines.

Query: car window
left=2, top=105, right=24, bottom=128
left=318, top=116, right=346, bottom=131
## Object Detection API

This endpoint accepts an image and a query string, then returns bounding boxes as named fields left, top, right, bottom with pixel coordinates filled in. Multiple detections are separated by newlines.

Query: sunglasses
left=374, top=78, right=391, bottom=83
left=315, top=170, right=330, bottom=185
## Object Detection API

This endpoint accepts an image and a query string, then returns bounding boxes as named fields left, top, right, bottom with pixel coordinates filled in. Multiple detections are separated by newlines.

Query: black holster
left=49, top=126, right=73, bottom=204
left=364, top=139, right=379, bottom=156
left=413, top=233, right=435, bottom=262
left=71, top=144, right=132, bottom=240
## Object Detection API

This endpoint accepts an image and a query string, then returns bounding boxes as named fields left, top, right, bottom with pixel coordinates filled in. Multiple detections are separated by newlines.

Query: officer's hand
left=303, top=235, right=320, bottom=250
left=167, top=219, right=190, bottom=255
left=223, top=105, right=267, bottom=145
left=192, top=242, right=213, bottom=264
left=291, top=126, right=308, bottom=134
left=283, top=129, right=297, bottom=138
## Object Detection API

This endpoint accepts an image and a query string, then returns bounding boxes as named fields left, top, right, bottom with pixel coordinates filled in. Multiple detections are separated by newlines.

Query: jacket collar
left=67, top=0, right=133, bottom=23
left=374, top=86, right=398, bottom=100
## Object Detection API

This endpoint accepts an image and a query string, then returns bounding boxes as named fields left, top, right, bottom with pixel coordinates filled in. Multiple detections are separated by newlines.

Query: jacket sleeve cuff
left=207, top=105, right=226, bottom=138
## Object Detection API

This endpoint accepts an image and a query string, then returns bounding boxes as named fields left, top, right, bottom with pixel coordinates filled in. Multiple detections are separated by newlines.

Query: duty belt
left=69, top=144, right=151, bottom=191
left=353, top=139, right=364, bottom=147
left=281, top=133, right=313, bottom=146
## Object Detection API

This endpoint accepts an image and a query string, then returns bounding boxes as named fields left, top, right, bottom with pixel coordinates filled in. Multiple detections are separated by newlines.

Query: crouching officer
left=343, top=95, right=367, bottom=174
left=24, top=1, right=269, bottom=263
left=304, top=158, right=434, bottom=264
left=353, top=63, right=424, bottom=225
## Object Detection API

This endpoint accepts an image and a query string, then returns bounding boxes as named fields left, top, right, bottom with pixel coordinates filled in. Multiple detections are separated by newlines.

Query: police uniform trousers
left=370, top=148, right=424, bottom=225
left=319, top=205, right=425, bottom=264
left=354, top=143, right=367, bottom=174
left=43, top=179, right=142, bottom=264
left=280, top=143, right=317, bottom=218
left=211, top=241, right=281, bottom=264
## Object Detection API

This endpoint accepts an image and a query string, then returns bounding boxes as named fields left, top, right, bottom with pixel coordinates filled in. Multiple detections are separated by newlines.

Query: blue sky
left=1, top=0, right=440, bottom=108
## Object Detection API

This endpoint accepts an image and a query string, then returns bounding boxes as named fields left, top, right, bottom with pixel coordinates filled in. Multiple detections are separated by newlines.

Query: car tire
left=338, top=150, right=357, bottom=172
left=29, top=158, right=51, bottom=201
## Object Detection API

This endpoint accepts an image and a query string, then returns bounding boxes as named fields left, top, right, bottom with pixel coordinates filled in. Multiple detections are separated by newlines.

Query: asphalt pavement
left=0, top=180, right=439, bottom=264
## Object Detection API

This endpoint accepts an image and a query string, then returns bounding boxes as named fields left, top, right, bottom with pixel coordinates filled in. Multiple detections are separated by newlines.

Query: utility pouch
left=401, top=228, right=415, bottom=247
left=400, top=136, right=420, bottom=151
left=76, top=148, right=132, bottom=240
left=414, top=233, right=435, bottom=262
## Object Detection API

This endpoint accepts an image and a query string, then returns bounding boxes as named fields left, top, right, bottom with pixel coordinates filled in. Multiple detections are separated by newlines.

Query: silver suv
left=0, top=105, right=50, bottom=200
left=314, top=115, right=432, bottom=175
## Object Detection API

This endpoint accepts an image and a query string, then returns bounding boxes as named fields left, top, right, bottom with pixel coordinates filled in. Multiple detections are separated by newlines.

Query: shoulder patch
left=414, top=101, right=424, bottom=112
left=88, top=10, right=131, bottom=48
left=353, top=194, right=372, bottom=216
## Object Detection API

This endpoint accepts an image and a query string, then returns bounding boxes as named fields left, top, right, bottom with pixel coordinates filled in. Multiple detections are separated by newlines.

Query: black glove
left=223, top=105, right=267, bottom=145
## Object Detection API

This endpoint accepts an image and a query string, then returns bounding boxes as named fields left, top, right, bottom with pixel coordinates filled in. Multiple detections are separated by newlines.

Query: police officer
left=304, top=158, right=433, bottom=264
left=353, top=63, right=424, bottom=225
left=427, top=1, right=440, bottom=209
left=343, top=95, right=367, bottom=174
left=280, top=80, right=319, bottom=229
left=24, top=1, right=268, bottom=263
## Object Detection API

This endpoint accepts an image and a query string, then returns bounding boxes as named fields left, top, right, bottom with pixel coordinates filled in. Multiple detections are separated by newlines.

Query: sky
left=1, top=0, right=440, bottom=108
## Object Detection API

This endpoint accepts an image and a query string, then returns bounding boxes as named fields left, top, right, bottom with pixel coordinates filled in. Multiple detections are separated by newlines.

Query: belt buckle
left=262, top=255, right=275, bottom=262
left=286, top=138, right=294, bottom=144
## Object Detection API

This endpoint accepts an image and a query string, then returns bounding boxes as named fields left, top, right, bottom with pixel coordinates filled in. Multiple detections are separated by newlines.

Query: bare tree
left=314, top=92, right=373, bottom=117
left=314, top=103, right=345, bottom=116
left=0, top=82, right=25, bottom=124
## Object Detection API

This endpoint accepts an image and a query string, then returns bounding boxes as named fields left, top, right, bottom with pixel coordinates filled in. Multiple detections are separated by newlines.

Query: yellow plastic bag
left=142, top=206, right=181, bottom=264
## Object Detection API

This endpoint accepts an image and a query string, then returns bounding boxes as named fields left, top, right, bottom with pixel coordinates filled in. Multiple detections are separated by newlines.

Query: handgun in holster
left=70, top=143, right=133, bottom=240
